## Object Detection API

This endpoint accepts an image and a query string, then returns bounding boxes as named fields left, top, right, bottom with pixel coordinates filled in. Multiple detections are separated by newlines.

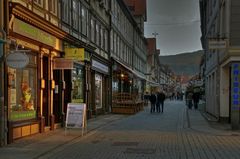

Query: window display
left=95, top=73, right=102, bottom=109
left=72, top=65, right=84, bottom=103
left=8, top=54, right=37, bottom=121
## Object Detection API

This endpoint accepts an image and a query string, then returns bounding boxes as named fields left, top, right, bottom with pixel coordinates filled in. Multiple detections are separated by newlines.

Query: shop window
left=95, top=74, right=102, bottom=109
left=72, top=66, right=84, bottom=103
left=8, top=54, right=37, bottom=121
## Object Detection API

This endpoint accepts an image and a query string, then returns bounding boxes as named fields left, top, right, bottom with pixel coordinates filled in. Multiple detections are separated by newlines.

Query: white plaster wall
left=220, top=66, right=230, bottom=117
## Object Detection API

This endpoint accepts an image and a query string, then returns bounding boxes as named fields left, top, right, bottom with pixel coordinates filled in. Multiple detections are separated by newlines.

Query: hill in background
left=159, top=50, right=203, bottom=76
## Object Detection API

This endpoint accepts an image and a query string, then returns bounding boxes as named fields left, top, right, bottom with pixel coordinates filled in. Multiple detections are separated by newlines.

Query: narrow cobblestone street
left=1, top=100, right=240, bottom=159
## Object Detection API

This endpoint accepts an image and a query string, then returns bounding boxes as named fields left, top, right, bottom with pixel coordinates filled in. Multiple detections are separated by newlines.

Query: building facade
left=110, top=0, right=147, bottom=101
left=0, top=0, right=148, bottom=145
left=200, top=0, right=240, bottom=129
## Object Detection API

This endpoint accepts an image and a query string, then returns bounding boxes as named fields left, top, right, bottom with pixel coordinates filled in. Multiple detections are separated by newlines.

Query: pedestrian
left=187, top=91, right=193, bottom=109
left=149, top=92, right=156, bottom=113
left=144, top=92, right=150, bottom=106
left=193, top=91, right=200, bottom=110
left=156, top=91, right=166, bottom=113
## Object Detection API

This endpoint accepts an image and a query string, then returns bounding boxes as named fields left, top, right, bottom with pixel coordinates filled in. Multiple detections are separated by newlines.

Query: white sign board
left=65, top=103, right=86, bottom=129
left=6, top=52, right=29, bottom=69
left=208, top=40, right=227, bottom=49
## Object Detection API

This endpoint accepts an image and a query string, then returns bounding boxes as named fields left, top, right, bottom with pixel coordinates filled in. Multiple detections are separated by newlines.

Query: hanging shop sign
left=64, top=48, right=85, bottom=61
left=53, top=58, right=74, bottom=70
left=92, top=59, right=109, bottom=74
left=208, top=40, right=227, bottom=50
left=6, top=52, right=29, bottom=69
left=231, top=63, right=240, bottom=111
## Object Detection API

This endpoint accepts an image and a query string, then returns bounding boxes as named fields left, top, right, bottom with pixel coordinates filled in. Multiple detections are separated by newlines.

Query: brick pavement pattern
left=1, top=100, right=240, bottom=159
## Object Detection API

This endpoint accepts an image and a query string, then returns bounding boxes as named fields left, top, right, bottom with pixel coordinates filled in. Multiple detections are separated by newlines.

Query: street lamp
left=152, top=32, right=159, bottom=38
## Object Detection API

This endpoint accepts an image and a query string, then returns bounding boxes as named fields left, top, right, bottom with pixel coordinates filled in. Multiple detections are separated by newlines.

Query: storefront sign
left=66, top=103, right=86, bottom=128
left=232, top=63, right=240, bottom=111
left=13, top=18, right=61, bottom=51
left=65, top=48, right=85, bottom=61
left=53, top=58, right=74, bottom=69
left=6, top=52, right=29, bottom=69
left=92, top=60, right=109, bottom=74
left=10, top=111, right=36, bottom=121
left=208, top=40, right=227, bottom=49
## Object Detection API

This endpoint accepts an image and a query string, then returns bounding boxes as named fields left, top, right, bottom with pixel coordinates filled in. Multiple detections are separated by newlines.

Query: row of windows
left=32, top=0, right=146, bottom=65
left=111, top=0, right=134, bottom=45
left=133, top=54, right=145, bottom=73
left=90, top=18, right=108, bottom=51
left=62, top=0, right=88, bottom=36
left=33, top=0, right=58, bottom=14
left=110, top=30, right=133, bottom=66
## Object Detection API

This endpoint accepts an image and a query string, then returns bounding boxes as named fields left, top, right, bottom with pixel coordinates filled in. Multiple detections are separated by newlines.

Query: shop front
left=111, top=59, right=144, bottom=114
left=7, top=10, right=63, bottom=142
left=112, top=60, right=133, bottom=95
left=91, top=58, right=110, bottom=116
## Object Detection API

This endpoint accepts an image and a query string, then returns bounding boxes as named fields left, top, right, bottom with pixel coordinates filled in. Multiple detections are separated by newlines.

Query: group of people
left=147, top=91, right=166, bottom=113
left=185, top=91, right=200, bottom=110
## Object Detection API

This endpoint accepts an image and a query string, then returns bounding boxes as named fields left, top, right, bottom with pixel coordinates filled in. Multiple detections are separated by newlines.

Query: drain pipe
left=0, top=0, right=7, bottom=146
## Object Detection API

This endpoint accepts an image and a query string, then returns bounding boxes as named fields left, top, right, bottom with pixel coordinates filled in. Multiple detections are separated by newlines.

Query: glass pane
left=95, top=74, right=102, bottom=109
left=72, top=67, right=84, bottom=103
left=9, top=59, right=37, bottom=121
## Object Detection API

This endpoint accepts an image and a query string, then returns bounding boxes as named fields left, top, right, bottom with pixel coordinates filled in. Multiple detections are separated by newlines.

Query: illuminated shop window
left=8, top=53, right=37, bottom=121
left=95, top=73, right=102, bottom=109
left=72, top=66, right=84, bottom=103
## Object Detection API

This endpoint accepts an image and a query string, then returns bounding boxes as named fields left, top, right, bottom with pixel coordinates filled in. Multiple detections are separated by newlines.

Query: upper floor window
left=100, top=28, right=104, bottom=49
left=49, top=0, right=57, bottom=15
left=91, top=18, right=95, bottom=42
left=34, top=0, right=43, bottom=7
left=96, top=23, right=100, bottom=46
left=104, top=30, right=108, bottom=51
left=62, top=0, right=69, bottom=23
left=81, top=6, right=88, bottom=36
left=72, top=0, right=78, bottom=30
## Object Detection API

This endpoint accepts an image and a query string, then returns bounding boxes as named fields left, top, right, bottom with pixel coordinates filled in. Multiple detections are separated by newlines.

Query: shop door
left=43, top=56, right=50, bottom=126
left=64, top=70, right=72, bottom=114
left=53, top=70, right=61, bottom=123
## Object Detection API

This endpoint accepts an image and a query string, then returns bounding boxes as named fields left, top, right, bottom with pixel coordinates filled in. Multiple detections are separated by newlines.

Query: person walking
left=149, top=92, right=156, bottom=113
left=156, top=91, right=166, bottom=113
left=187, top=91, right=193, bottom=109
left=193, top=91, right=200, bottom=110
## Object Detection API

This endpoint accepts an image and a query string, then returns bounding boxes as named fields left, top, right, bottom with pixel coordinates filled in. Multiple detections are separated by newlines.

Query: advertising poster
left=66, top=103, right=86, bottom=129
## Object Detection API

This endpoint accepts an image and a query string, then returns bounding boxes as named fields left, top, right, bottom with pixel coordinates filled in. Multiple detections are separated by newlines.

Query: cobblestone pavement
left=1, top=100, right=240, bottom=159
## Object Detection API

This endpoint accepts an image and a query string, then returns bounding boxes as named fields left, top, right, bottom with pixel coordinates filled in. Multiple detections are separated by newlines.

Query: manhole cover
left=124, top=148, right=156, bottom=154
left=112, top=142, right=139, bottom=146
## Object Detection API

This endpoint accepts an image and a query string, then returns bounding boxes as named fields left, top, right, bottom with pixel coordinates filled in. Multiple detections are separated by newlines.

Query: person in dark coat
left=156, top=91, right=166, bottom=113
left=193, top=92, right=200, bottom=109
left=149, top=92, right=156, bottom=113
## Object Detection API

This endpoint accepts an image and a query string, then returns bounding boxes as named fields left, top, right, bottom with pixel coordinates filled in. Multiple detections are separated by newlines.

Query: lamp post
left=152, top=32, right=159, bottom=38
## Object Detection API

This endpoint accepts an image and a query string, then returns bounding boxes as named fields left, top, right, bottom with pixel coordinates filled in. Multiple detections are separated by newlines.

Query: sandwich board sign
left=65, top=103, right=87, bottom=135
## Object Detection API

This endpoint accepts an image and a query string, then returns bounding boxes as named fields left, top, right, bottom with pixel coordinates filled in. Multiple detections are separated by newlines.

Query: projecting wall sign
left=6, top=52, right=29, bottom=69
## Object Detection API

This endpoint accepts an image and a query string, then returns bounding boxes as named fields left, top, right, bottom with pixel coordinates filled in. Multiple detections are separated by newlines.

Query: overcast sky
left=144, top=0, right=202, bottom=55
